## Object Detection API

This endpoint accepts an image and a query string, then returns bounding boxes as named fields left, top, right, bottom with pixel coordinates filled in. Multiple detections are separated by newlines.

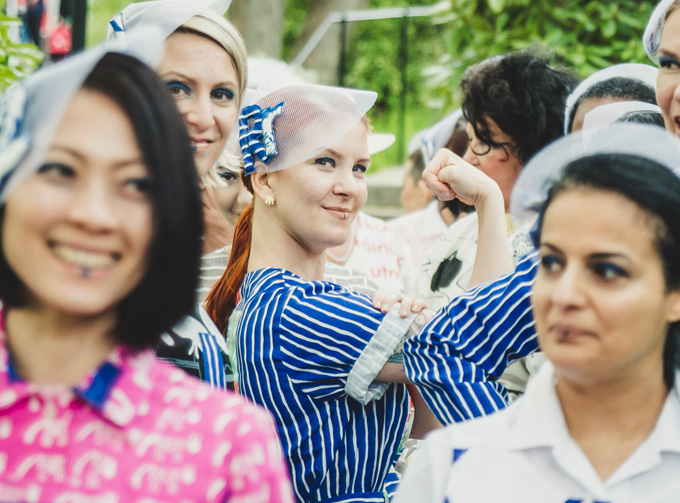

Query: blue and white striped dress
left=403, top=251, right=541, bottom=424
left=231, top=268, right=410, bottom=503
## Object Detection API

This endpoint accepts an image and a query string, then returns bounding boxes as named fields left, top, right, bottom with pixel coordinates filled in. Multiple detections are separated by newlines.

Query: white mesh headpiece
left=644, top=0, right=676, bottom=64
left=582, top=101, right=662, bottom=132
left=0, top=27, right=165, bottom=203
left=420, top=109, right=464, bottom=165
left=107, top=0, right=231, bottom=50
left=511, top=123, right=680, bottom=225
left=238, top=83, right=377, bottom=176
left=563, top=63, right=658, bottom=134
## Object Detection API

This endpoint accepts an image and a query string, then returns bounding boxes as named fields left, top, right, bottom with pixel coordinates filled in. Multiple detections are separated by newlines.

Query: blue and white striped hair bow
left=239, top=103, right=284, bottom=176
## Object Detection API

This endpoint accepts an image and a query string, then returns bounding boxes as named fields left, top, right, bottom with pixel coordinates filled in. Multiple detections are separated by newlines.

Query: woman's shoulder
left=140, top=354, right=275, bottom=430
left=245, top=267, right=358, bottom=299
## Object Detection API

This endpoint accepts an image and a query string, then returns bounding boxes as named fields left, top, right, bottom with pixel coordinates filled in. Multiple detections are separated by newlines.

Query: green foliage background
left=1, top=0, right=659, bottom=169
left=0, top=8, right=42, bottom=91
left=305, top=0, right=657, bottom=169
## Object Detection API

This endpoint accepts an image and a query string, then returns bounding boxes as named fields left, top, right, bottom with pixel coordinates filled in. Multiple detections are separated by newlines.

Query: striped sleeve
left=278, top=284, right=385, bottom=401
left=403, top=251, right=540, bottom=424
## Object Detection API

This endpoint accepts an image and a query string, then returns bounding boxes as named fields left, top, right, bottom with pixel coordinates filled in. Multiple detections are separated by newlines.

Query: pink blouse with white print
left=0, top=312, right=295, bottom=503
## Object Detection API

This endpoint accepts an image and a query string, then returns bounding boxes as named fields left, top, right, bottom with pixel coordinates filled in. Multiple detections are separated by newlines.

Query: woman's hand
left=372, top=292, right=428, bottom=317
left=422, top=148, right=501, bottom=208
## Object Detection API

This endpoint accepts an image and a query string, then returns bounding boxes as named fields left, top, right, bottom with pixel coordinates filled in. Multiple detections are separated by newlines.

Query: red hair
left=205, top=203, right=253, bottom=333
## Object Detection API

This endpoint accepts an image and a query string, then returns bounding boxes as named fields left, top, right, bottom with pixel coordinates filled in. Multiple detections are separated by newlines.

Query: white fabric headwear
left=367, top=133, right=396, bottom=156
left=582, top=101, right=662, bottom=132
left=563, top=63, right=658, bottom=135
left=644, top=0, right=676, bottom=64
left=238, top=83, right=377, bottom=176
left=511, top=123, right=680, bottom=225
left=107, top=0, right=232, bottom=50
left=0, top=27, right=165, bottom=202
left=419, top=109, right=464, bottom=165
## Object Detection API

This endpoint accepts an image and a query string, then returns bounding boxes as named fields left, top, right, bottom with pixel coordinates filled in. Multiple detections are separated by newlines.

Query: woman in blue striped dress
left=203, top=84, right=474, bottom=502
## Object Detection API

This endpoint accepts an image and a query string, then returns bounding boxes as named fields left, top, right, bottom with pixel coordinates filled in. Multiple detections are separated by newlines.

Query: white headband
left=511, top=123, right=680, bottom=225
left=644, top=0, right=676, bottom=64
left=563, top=63, right=658, bottom=135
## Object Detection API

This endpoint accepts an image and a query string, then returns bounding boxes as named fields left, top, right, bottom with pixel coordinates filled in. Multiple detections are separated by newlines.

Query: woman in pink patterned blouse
left=0, top=31, right=294, bottom=503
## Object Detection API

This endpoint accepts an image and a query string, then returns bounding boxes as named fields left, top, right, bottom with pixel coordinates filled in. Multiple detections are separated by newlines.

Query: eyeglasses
left=469, top=139, right=515, bottom=157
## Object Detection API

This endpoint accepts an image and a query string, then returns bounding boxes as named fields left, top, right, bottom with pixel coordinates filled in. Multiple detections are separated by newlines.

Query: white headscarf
left=107, top=0, right=232, bottom=50
left=511, top=123, right=680, bottom=225
left=0, top=27, right=165, bottom=202
left=644, top=0, right=676, bottom=64
left=238, top=83, right=377, bottom=176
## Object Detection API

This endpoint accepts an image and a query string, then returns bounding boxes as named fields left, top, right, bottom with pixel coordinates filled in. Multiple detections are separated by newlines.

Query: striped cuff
left=345, top=305, right=414, bottom=405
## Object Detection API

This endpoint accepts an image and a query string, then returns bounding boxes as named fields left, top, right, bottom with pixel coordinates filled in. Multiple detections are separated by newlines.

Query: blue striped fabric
left=403, top=251, right=540, bottom=424
left=233, top=268, right=409, bottom=503
left=198, top=332, right=226, bottom=389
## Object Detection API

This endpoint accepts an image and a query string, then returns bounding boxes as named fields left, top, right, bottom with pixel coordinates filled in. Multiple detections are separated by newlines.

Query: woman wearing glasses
left=413, top=50, right=577, bottom=311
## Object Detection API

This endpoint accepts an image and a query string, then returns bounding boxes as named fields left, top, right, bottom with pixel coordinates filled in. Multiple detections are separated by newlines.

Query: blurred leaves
left=0, top=12, right=43, bottom=91
left=291, top=0, right=657, bottom=168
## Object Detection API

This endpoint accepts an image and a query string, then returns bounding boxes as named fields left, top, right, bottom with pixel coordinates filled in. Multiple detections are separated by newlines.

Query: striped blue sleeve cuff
left=346, top=305, right=413, bottom=404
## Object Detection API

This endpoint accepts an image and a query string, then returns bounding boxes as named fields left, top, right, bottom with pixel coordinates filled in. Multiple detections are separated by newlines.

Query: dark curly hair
left=461, top=50, right=578, bottom=164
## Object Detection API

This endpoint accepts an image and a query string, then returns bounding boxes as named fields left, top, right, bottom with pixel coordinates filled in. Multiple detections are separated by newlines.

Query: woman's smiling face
left=656, top=8, right=680, bottom=137
left=157, top=31, right=239, bottom=176
left=264, top=121, right=370, bottom=255
left=2, top=89, right=153, bottom=317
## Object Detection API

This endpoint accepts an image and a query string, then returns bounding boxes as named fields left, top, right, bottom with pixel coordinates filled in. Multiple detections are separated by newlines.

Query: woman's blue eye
left=212, top=88, right=235, bottom=103
left=659, top=56, right=680, bottom=71
left=591, top=262, right=628, bottom=281
left=37, top=162, right=75, bottom=179
left=315, top=157, right=335, bottom=168
left=353, top=164, right=368, bottom=174
left=166, top=80, right=191, bottom=97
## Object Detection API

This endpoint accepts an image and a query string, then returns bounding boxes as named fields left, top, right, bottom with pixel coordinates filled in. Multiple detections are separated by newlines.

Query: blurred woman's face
left=2, top=89, right=153, bottom=317
left=157, top=31, right=239, bottom=176
left=265, top=121, right=370, bottom=255
left=656, top=8, right=680, bottom=137
left=213, top=169, right=252, bottom=226
left=532, top=188, right=680, bottom=386
left=462, top=119, right=522, bottom=211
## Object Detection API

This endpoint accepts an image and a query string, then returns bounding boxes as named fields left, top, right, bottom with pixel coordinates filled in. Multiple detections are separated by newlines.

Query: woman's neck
left=556, top=365, right=668, bottom=482
left=249, top=210, right=327, bottom=281
left=4, top=305, right=118, bottom=387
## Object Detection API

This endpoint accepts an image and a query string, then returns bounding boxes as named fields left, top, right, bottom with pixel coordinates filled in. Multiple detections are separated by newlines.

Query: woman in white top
left=395, top=123, right=680, bottom=502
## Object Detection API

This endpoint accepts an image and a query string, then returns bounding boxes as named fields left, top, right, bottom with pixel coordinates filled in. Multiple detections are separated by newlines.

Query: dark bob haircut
left=534, top=153, right=680, bottom=388
left=567, top=77, right=657, bottom=133
left=461, top=50, right=578, bottom=164
left=0, top=53, right=203, bottom=350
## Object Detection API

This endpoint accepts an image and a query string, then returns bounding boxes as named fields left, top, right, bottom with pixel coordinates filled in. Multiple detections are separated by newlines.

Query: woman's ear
left=666, top=289, right=680, bottom=323
left=250, top=170, right=273, bottom=203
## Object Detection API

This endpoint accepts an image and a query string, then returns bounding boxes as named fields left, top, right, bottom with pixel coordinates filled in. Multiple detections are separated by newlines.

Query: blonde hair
left=202, top=149, right=244, bottom=188
left=180, top=11, right=248, bottom=109
left=669, top=1, right=680, bottom=17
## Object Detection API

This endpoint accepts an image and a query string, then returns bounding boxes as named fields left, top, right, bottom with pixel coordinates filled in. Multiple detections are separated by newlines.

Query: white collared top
left=395, top=362, right=680, bottom=503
